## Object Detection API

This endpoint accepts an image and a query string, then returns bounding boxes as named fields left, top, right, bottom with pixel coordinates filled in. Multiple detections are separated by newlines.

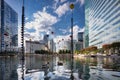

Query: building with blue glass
left=85, top=0, right=120, bottom=48
left=78, top=32, right=83, bottom=42
left=0, top=0, right=18, bottom=52
left=77, top=32, right=83, bottom=50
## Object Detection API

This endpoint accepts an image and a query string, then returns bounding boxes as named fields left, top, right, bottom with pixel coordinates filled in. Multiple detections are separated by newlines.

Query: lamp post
left=70, top=3, right=74, bottom=80
left=21, top=0, right=25, bottom=60
left=21, top=0, right=25, bottom=80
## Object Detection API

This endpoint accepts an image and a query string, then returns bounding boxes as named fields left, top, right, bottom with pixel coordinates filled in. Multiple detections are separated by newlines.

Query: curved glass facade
left=85, top=0, right=120, bottom=48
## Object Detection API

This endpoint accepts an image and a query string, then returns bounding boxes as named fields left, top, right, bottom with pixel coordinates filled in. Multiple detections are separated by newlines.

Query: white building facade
left=85, top=0, right=120, bottom=48
left=25, top=41, right=45, bottom=53
left=48, top=39, right=56, bottom=52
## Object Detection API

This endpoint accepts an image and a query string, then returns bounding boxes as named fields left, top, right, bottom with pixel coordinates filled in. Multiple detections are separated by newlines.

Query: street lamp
left=21, top=0, right=25, bottom=80
left=70, top=3, right=74, bottom=80
left=21, top=0, right=25, bottom=60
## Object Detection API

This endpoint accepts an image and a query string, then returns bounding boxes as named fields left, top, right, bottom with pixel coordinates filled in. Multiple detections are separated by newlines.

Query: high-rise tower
left=0, top=0, right=18, bottom=52
left=85, top=0, right=120, bottom=48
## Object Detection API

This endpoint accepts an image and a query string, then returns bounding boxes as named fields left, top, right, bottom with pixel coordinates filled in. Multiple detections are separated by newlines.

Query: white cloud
left=53, top=0, right=61, bottom=10
left=59, top=28, right=68, bottom=34
left=76, top=0, right=84, bottom=6
left=24, top=7, right=58, bottom=41
left=54, top=34, right=71, bottom=43
left=78, top=27, right=84, bottom=32
left=25, top=8, right=58, bottom=30
left=73, top=25, right=80, bottom=40
left=69, top=25, right=84, bottom=40
left=80, top=0, right=84, bottom=5
left=61, top=0, right=67, bottom=3
left=54, top=25, right=84, bottom=43
left=53, top=0, right=67, bottom=9
left=25, top=17, right=28, bottom=20
left=55, top=2, right=69, bottom=17
left=54, top=25, right=84, bottom=42
left=24, top=30, right=43, bottom=41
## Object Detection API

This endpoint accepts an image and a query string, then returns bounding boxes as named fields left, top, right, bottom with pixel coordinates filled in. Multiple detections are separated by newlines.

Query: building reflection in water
left=0, top=57, right=18, bottom=80
left=21, top=55, right=91, bottom=80
left=97, top=56, right=103, bottom=75
left=0, top=55, right=118, bottom=80
left=75, top=57, right=90, bottom=80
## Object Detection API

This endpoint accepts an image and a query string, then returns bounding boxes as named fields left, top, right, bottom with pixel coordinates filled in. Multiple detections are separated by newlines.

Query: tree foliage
left=111, top=42, right=120, bottom=48
left=59, top=50, right=71, bottom=54
left=35, top=50, right=49, bottom=54
left=79, top=46, right=98, bottom=54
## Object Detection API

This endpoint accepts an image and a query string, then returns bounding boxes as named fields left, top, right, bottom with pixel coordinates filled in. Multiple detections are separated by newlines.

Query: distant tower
left=43, top=34, right=49, bottom=50
left=76, top=32, right=84, bottom=50
left=85, top=0, right=120, bottom=48
left=78, top=32, right=83, bottom=42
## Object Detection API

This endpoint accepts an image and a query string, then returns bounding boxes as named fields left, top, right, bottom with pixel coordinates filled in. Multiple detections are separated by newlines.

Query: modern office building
left=56, top=39, right=81, bottom=52
left=78, top=32, right=83, bottom=42
left=75, top=41, right=83, bottom=50
left=25, top=40, right=45, bottom=53
left=48, top=39, right=56, bottom=52
left=61, top=40, right=71, bottom=51
left=84, top=0, right=89, bottom=48
left=0, top=0, right=18, bottom=52
left=77, top=32, right=83, bottom=50
left=85, top=0, right=120, bottom=48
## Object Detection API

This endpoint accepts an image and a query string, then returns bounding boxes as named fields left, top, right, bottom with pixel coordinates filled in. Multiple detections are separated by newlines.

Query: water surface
left=0, top=54, right=120, bottom=80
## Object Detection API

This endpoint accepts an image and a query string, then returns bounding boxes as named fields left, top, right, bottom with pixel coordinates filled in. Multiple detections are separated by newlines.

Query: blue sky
left=5, top=0, right=85, bottom=45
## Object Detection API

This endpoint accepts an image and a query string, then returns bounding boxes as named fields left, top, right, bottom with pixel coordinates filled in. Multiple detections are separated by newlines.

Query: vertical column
left=70, top=3, right=74, bottom=80
left=21, top=0, right=25, bottom=80
left=21, top=0, right=25, bottom=60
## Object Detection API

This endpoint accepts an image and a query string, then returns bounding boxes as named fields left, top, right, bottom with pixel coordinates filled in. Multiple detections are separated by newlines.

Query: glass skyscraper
left=84, top=0, right=89, bottom=48
left=78, top=32, right=83, bottom=42
left=0, top=0, right=18, bottom=52
left=85, top=0, right=120, bottom=48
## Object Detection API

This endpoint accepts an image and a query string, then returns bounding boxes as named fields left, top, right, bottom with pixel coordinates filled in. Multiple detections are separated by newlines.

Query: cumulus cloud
left=54, top=34, right=71, bottom=43
left=24, top=30, right=43, bottom=41
left=25, top=8, right=58, bottom=30
left=80, top=0, right=84, bottom=5
left=24, top=8, right=58, bottom=41
left=61, top=0, right=67, bottom=3
left=59, top=28, right=68, bottom=34
left=76, top=0, right=84, bottom=6
left=78, top=27, right=84, bottom=32
left=54, top=25, right=84, bottom=43
left=55, top=2, right=69, bottom=17
left=69, top=25, right=84, bottom=40
left=53, top=0, right=67, bottom=9
left=25, top=17, right=28, bottom=21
